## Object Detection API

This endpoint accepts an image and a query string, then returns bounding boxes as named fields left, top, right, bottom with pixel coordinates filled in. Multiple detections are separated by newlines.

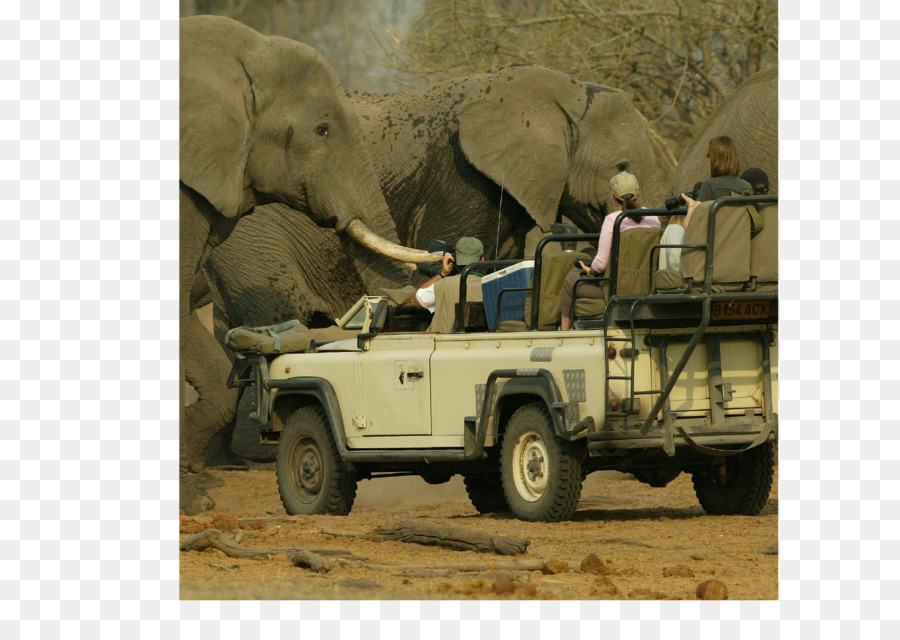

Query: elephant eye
left=315, top=123, right=329, bottom=137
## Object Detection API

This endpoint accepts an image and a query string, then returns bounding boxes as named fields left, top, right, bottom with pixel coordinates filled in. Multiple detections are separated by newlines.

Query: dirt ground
left=180, top=467, right=778, bottom=600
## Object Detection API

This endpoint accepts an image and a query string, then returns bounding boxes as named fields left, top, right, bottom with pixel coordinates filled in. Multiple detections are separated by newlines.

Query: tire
left=463, top=472, right=508, bottom=514
left=276, top=405, right=357, bottom=515
left=500, top=403, right=584, bottom=522
left=692, top=442, right=774, bottom=516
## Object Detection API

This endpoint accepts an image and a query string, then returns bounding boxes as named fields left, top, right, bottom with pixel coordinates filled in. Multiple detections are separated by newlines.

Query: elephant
left=671, top=67, right=778, bottom=195
left=188, top=64, right=666, bottom=467
left=179, top=15, right=433, bottom=513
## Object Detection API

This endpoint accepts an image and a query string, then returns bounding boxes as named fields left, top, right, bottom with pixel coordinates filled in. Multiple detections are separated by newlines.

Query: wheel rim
left=511, top=430, right=549, bottom=502
left=287, top=435, right=323, bottom=504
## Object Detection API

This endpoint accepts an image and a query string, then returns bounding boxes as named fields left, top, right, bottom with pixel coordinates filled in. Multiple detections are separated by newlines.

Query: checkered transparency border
left=2, top=0, right=896, bottom=636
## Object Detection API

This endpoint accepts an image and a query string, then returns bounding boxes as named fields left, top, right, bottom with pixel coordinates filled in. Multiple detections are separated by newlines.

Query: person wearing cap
left=696, top=136, right=753, bottom=201
left=412, top=236, right=484, bottom=313
left=559, top=171, right=660, bottom=330
left=741, top=167, right=771, bottom=197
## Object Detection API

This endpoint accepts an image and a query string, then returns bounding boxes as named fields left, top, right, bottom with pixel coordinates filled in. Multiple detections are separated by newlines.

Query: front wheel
left=500, top=403, right=583, bottom=522
left=692, top=442, right=774, bottom=516
left=276, top=405, right=357, bottom=515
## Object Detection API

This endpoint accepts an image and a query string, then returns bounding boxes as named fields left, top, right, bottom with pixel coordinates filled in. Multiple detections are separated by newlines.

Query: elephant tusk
left=345, top=219, right=440, bottom=263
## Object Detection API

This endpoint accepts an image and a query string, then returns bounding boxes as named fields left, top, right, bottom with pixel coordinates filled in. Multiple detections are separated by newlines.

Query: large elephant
left=179, top=16, right=433, bottom=512
left=192, top=65, right=665, bottom=465
left=671, top=67, right=778, bottom=195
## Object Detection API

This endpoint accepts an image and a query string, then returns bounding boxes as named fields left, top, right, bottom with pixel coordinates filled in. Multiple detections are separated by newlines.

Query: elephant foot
left=179, top=471, right=222, bottom=515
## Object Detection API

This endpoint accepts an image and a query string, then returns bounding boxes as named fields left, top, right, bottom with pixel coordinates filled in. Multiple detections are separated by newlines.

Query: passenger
left=559, top=171, right=660, bottom=330
left=741, top=167, right=770, bottom=195
left=696, top=136, right=752, bottom=201
left=658, top=194, right=701, bottom=272
left=411, top=236, right=484, bottom=313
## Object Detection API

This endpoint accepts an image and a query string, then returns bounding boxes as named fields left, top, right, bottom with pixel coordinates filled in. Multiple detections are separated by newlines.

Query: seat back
left=680, top=201, right=752, bottom=292
left=612, top=227, right=663, bottom=297
left=427, top=274, right=483, bottom=333
left=749, top=203, right=778, bottom=291
left=523, top=250, right=592, bottom=331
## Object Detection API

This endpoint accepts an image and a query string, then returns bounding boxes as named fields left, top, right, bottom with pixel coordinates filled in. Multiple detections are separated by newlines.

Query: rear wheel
left=692, top=442, right=774, bottom=515
left=500, top=403, right=583, bottom=522
left=276, top=405, right=356, bottom=515
left=463, top=472, right=508, bottom=514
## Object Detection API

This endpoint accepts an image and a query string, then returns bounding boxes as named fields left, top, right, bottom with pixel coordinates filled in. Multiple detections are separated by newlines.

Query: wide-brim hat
left=455, top=237, right=484, bottom=265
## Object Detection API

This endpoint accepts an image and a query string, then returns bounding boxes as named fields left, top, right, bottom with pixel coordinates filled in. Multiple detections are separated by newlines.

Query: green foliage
left=386, top=0, right=778, bottom=174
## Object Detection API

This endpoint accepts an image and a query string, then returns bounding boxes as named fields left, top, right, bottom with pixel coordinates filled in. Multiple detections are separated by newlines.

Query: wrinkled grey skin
left=195, top=65, right=665, bottom=465
left=671, top=67, right=778, bottom=195
left=351, top=64, right=666, bottom=258
left=179, top=16, right=410, bottom=513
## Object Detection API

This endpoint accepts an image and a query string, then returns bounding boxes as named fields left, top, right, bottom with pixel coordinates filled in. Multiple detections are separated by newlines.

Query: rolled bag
left=224, top=319, right=311, bottom=354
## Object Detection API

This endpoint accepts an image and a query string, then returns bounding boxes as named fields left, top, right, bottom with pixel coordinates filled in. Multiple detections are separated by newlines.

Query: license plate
left=712, top=300, right=771, bottom=320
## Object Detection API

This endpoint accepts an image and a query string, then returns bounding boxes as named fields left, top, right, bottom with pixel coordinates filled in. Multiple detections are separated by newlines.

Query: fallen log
left=334, top=557, right=575, bottom=576
left=365, top=521, right=530, bottom=556
left=180, top=529, right=365, bottom=561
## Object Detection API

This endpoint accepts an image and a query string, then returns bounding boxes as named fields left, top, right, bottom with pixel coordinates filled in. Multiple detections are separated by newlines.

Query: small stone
left=492, top=578, right=515, bottom=595
left=580, top=553, right=610, bottom=574
left=696, top=579, right=729, bottom=600
left=663, top=565, right=695, bottom=578
left=542, top=560, right=569, bottom=575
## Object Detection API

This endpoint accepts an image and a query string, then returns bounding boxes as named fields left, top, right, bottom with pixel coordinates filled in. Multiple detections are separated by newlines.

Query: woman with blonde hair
left=696, top=135, right=752, bottom=201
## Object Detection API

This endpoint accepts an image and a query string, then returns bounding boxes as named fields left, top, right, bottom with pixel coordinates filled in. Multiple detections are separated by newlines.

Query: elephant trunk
left=345, top=219, right=439, bottom=264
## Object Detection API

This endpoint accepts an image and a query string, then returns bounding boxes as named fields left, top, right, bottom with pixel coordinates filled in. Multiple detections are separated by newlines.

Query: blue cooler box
left=481, top=260, right=535, bottom=331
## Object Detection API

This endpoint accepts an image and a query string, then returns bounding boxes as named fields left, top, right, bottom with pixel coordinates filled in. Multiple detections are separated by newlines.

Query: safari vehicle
left=228, top=195, right=778, bottom=522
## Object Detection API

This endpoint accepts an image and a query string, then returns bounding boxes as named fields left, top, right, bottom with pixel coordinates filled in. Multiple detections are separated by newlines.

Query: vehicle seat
left=653, top=201, right=752, bottom=293
left=427, top=274, right=484, bottom=333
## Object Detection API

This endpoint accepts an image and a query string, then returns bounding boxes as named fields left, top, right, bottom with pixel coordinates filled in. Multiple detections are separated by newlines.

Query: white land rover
left=228, top=196, right=779, bottom=521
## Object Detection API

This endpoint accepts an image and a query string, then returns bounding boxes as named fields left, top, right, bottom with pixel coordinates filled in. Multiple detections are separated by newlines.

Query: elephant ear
left=457, top=99, right=573, bottom=232
left=180, top=26, right=257, bottom=219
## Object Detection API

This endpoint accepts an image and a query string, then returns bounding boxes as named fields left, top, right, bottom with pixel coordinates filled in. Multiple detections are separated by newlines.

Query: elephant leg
left=182, top=311, right=240, bottom=474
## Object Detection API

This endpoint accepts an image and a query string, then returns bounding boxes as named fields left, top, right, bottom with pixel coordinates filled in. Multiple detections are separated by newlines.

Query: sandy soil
left=180, top=467, right=778, bottom=600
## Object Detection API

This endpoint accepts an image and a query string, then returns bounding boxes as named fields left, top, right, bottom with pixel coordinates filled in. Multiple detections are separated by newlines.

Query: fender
left=479, top=368, right=592, bottom=442
left=269, top=377, right=349, bottom=454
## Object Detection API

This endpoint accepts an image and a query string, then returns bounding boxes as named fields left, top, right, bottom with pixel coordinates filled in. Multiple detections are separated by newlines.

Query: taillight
left=608, top=346, right=617, bottom=359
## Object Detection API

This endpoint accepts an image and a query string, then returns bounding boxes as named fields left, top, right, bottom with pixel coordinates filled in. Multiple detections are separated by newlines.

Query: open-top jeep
left=228, top=196, right=779, bottom=521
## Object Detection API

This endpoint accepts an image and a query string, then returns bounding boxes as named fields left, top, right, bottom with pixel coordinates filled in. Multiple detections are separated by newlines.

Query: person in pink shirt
left=559, top=171, right=661, bottom=330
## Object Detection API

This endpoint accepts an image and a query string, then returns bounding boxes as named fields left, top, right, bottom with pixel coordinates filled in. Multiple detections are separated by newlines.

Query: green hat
left=455, top=237, right=484, bottom=265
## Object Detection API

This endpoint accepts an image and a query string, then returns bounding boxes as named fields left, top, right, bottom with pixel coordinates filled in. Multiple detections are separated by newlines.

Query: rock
left=696, top=579, right=729, bottom=600
left=663, top=565, right=695, bottom=578
left=542, top=560, right=569, bottom=575
left=580, top=553, right=610, bottom=574
left=590, top=576, right=620, bottom=598
left=758, top=542, right=778, bottom=555
left=492, top=578, right=515, bottom=595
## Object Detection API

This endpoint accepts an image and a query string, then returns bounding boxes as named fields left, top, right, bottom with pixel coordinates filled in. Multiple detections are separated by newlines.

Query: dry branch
left=180, top=528, right=364, bottom=561
left=365, top=520, right=530, bottom=556
left=335, top=557, right=578, bottom=577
